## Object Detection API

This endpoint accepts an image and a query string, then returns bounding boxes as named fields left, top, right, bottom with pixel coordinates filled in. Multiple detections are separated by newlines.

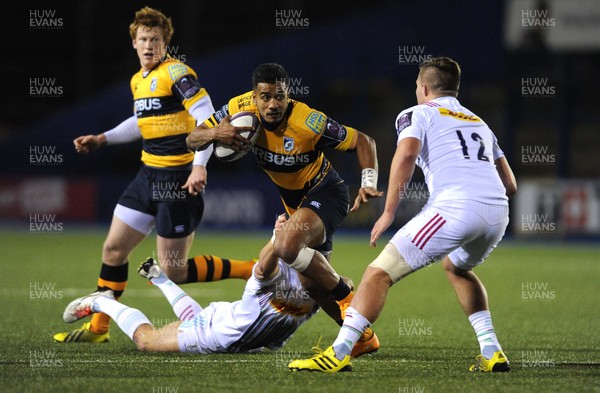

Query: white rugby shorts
left=390, top=200, right=509, bottom=271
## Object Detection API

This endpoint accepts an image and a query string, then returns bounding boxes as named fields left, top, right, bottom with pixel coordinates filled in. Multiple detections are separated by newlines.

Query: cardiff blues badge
left=283, top=136, right=295, bottom=152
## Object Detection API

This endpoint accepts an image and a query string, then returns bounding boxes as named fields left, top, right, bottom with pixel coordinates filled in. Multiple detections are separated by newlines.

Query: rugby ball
left=214, top=112, right=261, bottom=162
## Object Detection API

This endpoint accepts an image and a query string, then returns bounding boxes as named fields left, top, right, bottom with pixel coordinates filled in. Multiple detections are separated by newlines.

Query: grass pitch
left=1, top=228, right=599, bottom=392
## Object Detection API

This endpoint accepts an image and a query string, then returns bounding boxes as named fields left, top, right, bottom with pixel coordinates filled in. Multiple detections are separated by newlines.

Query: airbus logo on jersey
left=135, top=98, right=162, bottom=116
left=252, top=146, right=311, bottom=166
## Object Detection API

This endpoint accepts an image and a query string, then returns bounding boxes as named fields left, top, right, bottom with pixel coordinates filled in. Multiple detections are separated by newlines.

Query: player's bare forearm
left=186, top=123, right=215, bottom=151
left=354, top=131, right=378, bottom=172
left=187, top=116, right=252, bottom=151
left=495, top=156, right=517, bottom=198
left=384, top=138, right=420, bottom=215
left=370, top=139, right=419, bottom=246
left=254, top=242, right=279, bottom=281
left=350, top=131, right=384, bottom=211
left=254, top=214, right=287, bottom=280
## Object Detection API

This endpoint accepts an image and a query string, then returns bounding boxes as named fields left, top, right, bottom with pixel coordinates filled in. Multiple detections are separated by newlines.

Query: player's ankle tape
left=331, top=276, right=351, bottom=301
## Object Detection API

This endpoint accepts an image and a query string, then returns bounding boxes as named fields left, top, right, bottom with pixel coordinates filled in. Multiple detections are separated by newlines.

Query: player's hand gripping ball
left=214, top=112, right=261, bottom=162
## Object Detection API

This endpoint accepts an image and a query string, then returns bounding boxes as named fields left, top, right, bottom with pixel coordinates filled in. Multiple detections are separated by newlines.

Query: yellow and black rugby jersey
left=131, top=55, right=209, bottom=168
left=204, top=91, right=358, bottom=212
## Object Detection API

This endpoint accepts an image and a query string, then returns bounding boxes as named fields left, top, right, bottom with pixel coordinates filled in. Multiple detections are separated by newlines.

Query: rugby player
left=289, top=57, right=517, bottom=372
left=186, top=63, right=384, bottom=357
left=61, top=215, right=353, bottom=355
left=54, top=7, right=255, bottom=344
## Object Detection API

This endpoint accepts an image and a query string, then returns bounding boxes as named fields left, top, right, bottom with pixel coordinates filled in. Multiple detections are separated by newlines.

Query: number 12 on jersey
left=455, top=130, right=490, bottom=162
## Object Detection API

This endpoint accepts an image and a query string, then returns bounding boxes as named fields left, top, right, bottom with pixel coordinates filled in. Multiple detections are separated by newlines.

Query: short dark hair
left=419, top=57, right=461, bottom=96
left=252, top=63, right=289, bottom=89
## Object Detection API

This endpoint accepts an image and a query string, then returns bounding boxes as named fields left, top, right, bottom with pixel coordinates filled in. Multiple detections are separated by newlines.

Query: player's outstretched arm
left=74, top=115, right=141, bottom=154
left=73, top=134, right=107, bottom=154
left=370, top=137, right=420, bottom=247
left=254, top=214, right=287, bottom=281
left=495, top=156, right=517, bottom=198
left=351, top=131, right=384, bottom=211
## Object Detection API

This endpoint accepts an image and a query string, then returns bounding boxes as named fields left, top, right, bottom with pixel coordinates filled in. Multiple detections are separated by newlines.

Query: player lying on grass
left=61, top=216, right=368, bottom=355
left=289, top=57, right=517, bottom=373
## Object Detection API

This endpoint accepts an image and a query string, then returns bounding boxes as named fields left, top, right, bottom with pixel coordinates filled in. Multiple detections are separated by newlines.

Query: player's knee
left=442, top=256, right=469, bottom=276
left=363, top=265, right=394, bottom=287
left=368, top=243, right=414, bottom=285
left=102, top=240, right=128, bottom=264
left=133, top=330, right=154, bottom=352
left=275, top=243, right=315, bottom=273
left=272, top=235, right=301, bottom=263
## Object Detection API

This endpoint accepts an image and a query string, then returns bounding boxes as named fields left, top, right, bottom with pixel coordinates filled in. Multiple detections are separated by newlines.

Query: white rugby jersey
left=396, top=97, right=508, bottom=205
left=225, top=261, right=319, bottom=353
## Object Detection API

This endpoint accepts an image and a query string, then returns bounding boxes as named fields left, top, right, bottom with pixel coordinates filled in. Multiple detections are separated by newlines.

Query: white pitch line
left=6, top=358, right=276, bottom=364
left=1, top=287, right=229, bottom=298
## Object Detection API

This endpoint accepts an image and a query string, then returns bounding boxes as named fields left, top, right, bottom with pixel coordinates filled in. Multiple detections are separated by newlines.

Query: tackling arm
left=254, top=214, right=288, bottom=281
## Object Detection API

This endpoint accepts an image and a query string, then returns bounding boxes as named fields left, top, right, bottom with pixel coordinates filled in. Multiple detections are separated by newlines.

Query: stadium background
left=1, top=2, right=600, bottom=392
left=1, top=0, right=599, bottom=237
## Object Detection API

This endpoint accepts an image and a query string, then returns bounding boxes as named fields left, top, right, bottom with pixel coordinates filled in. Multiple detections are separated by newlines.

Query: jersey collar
left=141, top=55, right=169, bottom=78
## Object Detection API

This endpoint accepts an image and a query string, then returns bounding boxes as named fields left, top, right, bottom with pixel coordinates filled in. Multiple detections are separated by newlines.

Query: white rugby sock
left=468, top=310, right=502, bottom=359
left=331, top=307, right=371, bottom=360
left=92, top=296, right=151, bottom=340
left=151, top=271, right=201, bottom=321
